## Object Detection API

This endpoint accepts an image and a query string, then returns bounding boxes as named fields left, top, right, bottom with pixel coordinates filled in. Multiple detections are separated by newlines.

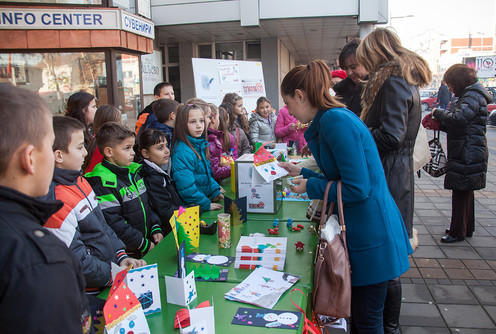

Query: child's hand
left=153, top=233, right=164, bottom=244
left=301, top=145, right=312, bottom=157
left=290, top=123, right=296, bottom=130
left=213, top=193, right=224, bottom=202
left=148, top=242, right=155, bottom=252
left=290, top=178, right=307, bottom=194
left=220, top=187, right=226, bottom=194
left=120, top=257, right=147, bottom=269
left=278, top=161, right=302, bottom=176
left=210, top=203, right=223, bottom=211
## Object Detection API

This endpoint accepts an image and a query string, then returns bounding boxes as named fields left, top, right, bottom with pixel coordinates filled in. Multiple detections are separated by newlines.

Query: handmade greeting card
left=182, top=303, right=215, bottom=334
left=165, top=242, right=197, bottom=306
left=231, top=307, right=302, bottom=330
left=224, top=196, right=247, bottom=225
left=252, top=146, right=288, bottom=184
left=169, top=206, right=200, bottom=252
left=103, top=268, right=150, bottom=334
left=224, top=267, right=300, bottom=309
left=126, top=264, right=161, bottom=315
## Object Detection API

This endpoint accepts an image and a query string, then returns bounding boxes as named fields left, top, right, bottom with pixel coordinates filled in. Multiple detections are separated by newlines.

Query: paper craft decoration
left=165, top=240, right=197, bottom=306
left=179, top=302, right=215, bottom=334
left=165, top=270, right=197, bottom=306
left=225, top=267, right=300, bottom=309
left=103, top=268, right=151, bottom=334
left=231, top=307, right=302, bottom=330
left=125, top=264, right=162, bottom=315
left=186, top=253, right=235, bottom=267
left=170, top=206, right=200, bottom=252
left=188, top=263, right=229, bottom=282
left=224, top=196, right=247, bottom=225
left=235, top=236, right=287, bottom=271
left=252, top=145, right=288, bottom=184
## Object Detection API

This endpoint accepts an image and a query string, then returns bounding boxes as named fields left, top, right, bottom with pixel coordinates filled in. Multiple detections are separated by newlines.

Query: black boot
left=383, top=278, right=402, bottom=334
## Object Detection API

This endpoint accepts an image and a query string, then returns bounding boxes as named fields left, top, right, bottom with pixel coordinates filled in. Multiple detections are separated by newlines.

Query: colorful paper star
left=295, top=241, right=305, bottom=251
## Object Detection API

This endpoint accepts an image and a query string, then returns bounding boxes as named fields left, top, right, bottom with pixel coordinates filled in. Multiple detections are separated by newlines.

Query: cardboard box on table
left=235, top=154, right=282, bottom=214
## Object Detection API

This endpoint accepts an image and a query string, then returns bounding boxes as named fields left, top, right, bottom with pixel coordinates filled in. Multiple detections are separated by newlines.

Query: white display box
left=235, top=154, right=282, bottom=214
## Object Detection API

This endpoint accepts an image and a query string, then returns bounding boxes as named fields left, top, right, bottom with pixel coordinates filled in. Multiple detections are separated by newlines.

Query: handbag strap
left=319, top=181, right=345, bottom=231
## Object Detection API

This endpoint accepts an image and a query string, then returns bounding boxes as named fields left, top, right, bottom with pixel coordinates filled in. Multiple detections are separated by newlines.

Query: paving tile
left=401, top=283, right=433, bottom=303
left=463, top=260, right=491, bottom=270
left=400, top=303, right=444, bottom=327
left=411, top=278, right=425, bottom=284
left=412, top=245, right=447, bottom=259
left=470, top=270, right=496, bottom=280
left=426, top=225, right=450, bottom=235
left=467, top=237, right=496, bottom=247
left=478, top=280, right=495, bottom=286
left=403, top=267, right=422, bottom=278
left=484, top=305, right=496, bottom=324
left=437, top=279, right=452, bottom=285
left=422, top=217, right=451, bottom=225
left=419, top=234, right=438, bottom=246
left=471, top=286, right=496, bottom=305
left=449, top=329, right=496, bottom=334
left=465, top=280, right=480, bottom=286
left=444, top=268, right=475, bottom=280
left=438, top=259, right=465, bottom=269
left=442, top=246, right=482, bottom=260
left=475, top=248, right=496, bottom=261
left=434, top=203, right=452, bottom=210
left=487, top=261, right=496, bottom=270
left=420, top=267, right=448, bottom=279
left=451, top=279, right=466, bottom=285
left=478, top=218, right=496, bottom=227
left=415, top=258, right=441, bottom=268
left=428, top=285, right=478, bottom=304
left=400, top=326, right=449, bottom=334
left=438, top=304, right=495, bottom=328
left=414, top=225, right=429, bottom=235
left=415, top=202, right=438, bottom=210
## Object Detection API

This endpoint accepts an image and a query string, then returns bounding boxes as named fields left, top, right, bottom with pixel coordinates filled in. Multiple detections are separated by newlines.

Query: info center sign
left=0, top=8, right=154, bottom=39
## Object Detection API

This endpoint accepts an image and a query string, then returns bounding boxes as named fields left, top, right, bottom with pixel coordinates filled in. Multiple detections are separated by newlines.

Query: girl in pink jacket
left=274, top=105, right=308, bottom=154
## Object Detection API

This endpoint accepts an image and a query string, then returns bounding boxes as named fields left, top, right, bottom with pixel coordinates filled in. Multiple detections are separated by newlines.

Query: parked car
left=420, top=89, right=436, bottom=99
left=421, top=92, right=438, bottom=112
left=487, top=105, right=496, bottom=126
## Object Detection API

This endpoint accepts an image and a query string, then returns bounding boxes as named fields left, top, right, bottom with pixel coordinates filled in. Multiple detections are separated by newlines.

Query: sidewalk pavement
left=399, top=137, right=496, bottom=333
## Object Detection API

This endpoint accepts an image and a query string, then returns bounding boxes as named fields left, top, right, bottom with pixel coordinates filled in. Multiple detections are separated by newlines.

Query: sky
left=386, top=0, right=496, bottom=49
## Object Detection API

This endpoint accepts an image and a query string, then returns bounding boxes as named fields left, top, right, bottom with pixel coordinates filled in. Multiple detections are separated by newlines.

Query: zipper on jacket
left=129, top=172, right=148, bottom=238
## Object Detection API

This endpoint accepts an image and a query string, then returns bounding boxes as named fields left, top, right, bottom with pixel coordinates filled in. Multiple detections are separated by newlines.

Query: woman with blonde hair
left=357, top=28, right=431, bottom=334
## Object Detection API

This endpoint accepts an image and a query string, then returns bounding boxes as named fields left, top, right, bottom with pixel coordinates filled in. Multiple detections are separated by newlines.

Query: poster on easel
left=192, top=58, right=266, bottom=113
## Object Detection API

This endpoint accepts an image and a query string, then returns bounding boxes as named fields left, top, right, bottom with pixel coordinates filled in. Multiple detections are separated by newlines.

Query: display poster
left=141, top=50, right=163, bottom=95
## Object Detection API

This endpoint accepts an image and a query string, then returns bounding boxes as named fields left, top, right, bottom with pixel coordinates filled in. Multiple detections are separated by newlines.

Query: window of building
left=112, top=0, right=135, bottom=13
left=168, top=46, right=179, bottom=64
left=0, top=52, right=106, bottom=115
left=215, top=42, right=243, bottom=60
left=198, top=44, right=213, bottom=59
left=115, top=52, right=140, bottom=128
left=246, top=41, right=261, bottom=60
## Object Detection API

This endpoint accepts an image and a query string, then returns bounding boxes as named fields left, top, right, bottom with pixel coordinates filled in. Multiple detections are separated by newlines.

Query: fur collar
left=361, top=61, right=403, bottom=121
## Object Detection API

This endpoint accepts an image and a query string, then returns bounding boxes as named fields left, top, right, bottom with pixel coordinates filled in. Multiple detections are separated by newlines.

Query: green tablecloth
left=98, top=178, right=316, bottom=333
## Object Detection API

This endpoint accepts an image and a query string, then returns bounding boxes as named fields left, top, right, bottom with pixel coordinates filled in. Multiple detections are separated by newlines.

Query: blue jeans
left=350, top=280, right=389, bottom=334
left=439, top=103, right=448, bottom=110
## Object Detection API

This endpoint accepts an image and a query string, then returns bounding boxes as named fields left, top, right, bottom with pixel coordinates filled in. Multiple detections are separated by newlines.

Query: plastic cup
left=218, top=213, right=231, bottom=248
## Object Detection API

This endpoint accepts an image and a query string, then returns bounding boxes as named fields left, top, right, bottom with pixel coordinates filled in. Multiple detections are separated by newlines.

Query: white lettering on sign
left=0, top=8, right=154, bottom=39
left=121, top=11, right=154, bottom=39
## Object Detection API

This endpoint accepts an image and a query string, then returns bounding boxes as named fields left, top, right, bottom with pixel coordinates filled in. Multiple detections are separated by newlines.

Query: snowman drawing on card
left=253, top=146, right=288, bottom=183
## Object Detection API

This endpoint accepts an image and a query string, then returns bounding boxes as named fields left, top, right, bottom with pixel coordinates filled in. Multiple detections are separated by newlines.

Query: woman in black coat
left=433, top=64, right=491, bottom=243
left=356, top=28, right=432, bottom=334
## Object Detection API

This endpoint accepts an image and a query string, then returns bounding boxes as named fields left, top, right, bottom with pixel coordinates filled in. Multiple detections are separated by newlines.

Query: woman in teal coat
left=279, top=60, right=412, bottom=333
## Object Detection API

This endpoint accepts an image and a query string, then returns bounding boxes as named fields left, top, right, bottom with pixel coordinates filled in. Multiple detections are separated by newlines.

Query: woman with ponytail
left=278, top=60, right=412, bottom=333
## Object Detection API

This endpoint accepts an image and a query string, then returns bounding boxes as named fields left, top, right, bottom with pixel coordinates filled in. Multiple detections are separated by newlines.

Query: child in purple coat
left=207, top=105, right=238, bottom=182
left=274, top=105, right=308, bottom=154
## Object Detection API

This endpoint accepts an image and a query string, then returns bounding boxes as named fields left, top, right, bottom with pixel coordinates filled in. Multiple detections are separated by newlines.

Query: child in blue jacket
left=171, top=104, right=224, bottom=212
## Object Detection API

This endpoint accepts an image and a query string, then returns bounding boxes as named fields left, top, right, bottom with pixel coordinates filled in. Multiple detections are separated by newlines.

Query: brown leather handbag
left=312, top=180, right=351, bottom=324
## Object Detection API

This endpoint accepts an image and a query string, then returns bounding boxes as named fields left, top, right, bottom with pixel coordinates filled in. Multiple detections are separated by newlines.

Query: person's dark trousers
left=450, top=190, right=475, bottom=238
left=350, top=280, right=389, bottom=334
left=383, top=278, right=402, bottom=334
left=439, top=103, right=448, bottom=109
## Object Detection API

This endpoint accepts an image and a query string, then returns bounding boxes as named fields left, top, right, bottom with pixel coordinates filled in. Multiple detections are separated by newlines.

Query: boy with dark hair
left=145, top=98, right=179, bottom=147
left=85, top=122, right=164, bottom=257
left=0, top=84, right=91, bottom=332
left=135, top=82, right=174, bottom=135
left=44, top=116, right=146, bottom=293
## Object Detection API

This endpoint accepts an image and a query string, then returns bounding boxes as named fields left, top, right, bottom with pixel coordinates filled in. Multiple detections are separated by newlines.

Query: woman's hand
left=290, top=178, right=307, bottom=194
left=210, top=203, right=223, bottom=210
left=278, top=161, right=302, bottom=177
left=301, top=145, right=312, bottom=157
